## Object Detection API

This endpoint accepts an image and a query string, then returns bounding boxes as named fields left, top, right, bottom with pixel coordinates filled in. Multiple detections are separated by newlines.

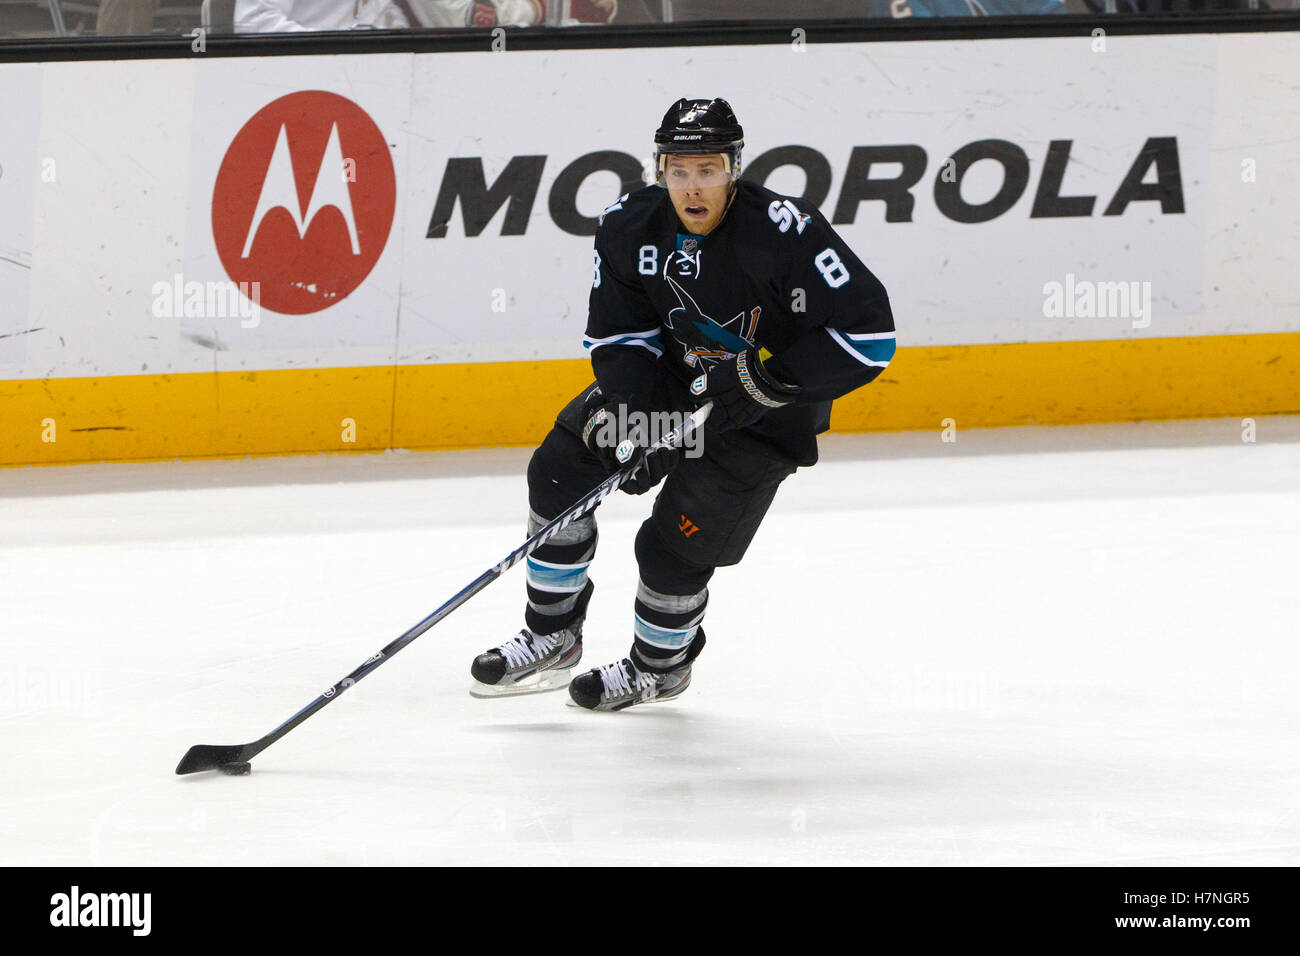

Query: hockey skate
left=469, top=622, right=584, bottom=698
left=567, top=656, right=693, bottom=711
left=567, top=630, right=705, bottom=711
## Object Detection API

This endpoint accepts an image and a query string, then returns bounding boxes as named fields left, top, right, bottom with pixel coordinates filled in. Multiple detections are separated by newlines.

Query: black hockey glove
left=581, top=402, right=681, bottom=496
left=691, top=348, right=801, bottom=432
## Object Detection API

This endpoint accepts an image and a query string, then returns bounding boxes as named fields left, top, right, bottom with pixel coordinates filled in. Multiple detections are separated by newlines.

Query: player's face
left=664, top=154, right=732, bottom=235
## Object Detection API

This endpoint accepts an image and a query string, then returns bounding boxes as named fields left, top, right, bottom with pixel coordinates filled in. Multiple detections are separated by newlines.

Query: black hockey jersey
left=584, top=178, right=895, bottom=465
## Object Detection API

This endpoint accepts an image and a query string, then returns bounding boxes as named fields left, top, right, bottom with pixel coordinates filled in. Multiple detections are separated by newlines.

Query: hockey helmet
left=654, top=97, right=744, bottom=180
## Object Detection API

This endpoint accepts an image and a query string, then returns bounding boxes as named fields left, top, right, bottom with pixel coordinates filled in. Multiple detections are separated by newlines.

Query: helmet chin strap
left=717, top=180, right=740, bottom=226
left=715, top=152, right=742, bottom=229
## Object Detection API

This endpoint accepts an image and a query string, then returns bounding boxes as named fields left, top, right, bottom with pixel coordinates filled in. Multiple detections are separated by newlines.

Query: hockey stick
left=175, top=402, right=712, bottom=775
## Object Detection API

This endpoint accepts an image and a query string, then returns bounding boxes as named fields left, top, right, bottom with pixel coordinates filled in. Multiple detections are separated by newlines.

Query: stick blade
left=175, top=744, right=250, bottom=775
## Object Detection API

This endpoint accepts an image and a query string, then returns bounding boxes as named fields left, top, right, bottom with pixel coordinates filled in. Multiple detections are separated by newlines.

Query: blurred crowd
left=1, top=0, right=1290, bottom=39
left=233, top=0, right=618, bottom=33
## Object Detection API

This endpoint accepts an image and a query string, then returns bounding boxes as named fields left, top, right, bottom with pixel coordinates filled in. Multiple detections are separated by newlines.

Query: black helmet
left=654, top=97, right=744, bottom=178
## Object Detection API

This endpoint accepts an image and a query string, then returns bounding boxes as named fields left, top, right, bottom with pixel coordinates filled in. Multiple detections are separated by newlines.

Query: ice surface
left=2, top=417, right=1298, bottom=865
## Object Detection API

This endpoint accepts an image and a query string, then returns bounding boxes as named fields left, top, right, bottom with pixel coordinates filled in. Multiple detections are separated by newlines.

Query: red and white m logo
left=212, top=91, right=395, bottom=316
left=240, top=122, right=360, bottom=258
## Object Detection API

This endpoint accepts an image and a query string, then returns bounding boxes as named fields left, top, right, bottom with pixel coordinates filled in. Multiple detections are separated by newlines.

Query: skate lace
left=499, top=630, right=558, bottom=669
left=598, top=659, right=657, bottom=700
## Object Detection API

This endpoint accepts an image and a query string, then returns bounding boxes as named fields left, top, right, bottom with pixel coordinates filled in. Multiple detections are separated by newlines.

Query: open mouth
left=684, top=204, right=708, bottom=219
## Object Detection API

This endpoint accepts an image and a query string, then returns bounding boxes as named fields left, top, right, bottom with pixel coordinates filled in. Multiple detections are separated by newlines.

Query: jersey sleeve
left=764, top=207, right=896, bottom=404
left=582, top=203, right=664, bottom=416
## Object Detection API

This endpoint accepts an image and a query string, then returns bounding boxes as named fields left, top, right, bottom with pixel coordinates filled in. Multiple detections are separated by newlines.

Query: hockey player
left=470, top=97, right=896, bottom=710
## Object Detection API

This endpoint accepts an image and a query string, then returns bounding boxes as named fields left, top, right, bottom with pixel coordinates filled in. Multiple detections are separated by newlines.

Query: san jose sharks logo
left=664, top=276, right=761, bottom=370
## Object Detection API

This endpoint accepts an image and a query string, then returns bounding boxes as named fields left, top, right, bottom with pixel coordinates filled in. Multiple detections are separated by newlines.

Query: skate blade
left=563, top=697, right=684, bottom=711
left=469, top=668, right=574, bottom=699
left=563, top=690, right=688, bottom=711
